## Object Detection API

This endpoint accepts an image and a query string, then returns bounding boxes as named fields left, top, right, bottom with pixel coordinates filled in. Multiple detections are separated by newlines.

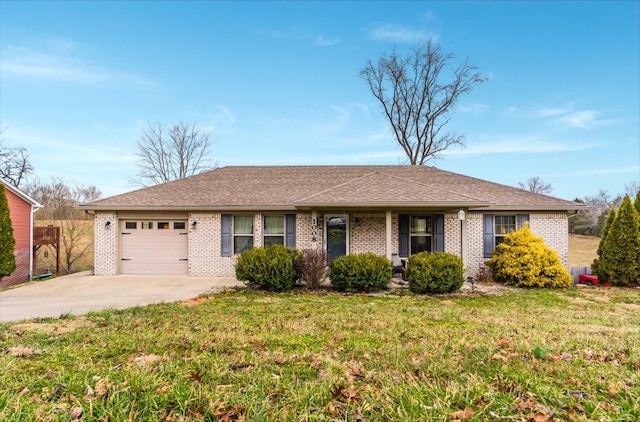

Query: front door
left=326, top=215, right=348, bottom=262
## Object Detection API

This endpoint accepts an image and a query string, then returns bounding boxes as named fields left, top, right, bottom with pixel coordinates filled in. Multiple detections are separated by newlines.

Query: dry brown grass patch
left=10, top=317, right=96, bottom=335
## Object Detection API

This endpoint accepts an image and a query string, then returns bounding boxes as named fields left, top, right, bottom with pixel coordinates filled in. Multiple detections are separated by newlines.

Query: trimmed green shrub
left=0, top=184, right=16, bottom=280
left=407, top=252, right=464, bottom=294
left=595, top=196, right=640, bottom=287
left=235, top=245, right=301, bottom=292
left=295, top=248, right=329, bottom=289
left=486, top=224, right=572, bottom=288
left=329, top=253, right=392, bottom=292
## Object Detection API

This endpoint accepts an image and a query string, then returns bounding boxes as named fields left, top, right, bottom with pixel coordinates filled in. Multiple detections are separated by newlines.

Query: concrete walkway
left=0, top=272, right=243, bottom=323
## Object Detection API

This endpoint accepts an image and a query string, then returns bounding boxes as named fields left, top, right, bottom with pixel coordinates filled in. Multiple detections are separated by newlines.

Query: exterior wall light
left=457, top=209, right=466, bottom=221
left=105, top=221, right=111, bottom=229
left=467, top=276, right=475, bottom=293
left=191, top=221, right=197, bottom=229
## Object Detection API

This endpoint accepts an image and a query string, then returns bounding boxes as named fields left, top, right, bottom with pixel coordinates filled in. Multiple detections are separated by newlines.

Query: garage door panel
left=120, top=220, right=188, bottom=275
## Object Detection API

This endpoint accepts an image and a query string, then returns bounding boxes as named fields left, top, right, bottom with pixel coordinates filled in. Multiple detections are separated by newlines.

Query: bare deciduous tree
left=0, top=128, right=33, bottom=187
left=24, top=177, right=101, bottom=274
left=360, top=40, right=486, bottom=165
left=130, top=122, right=214, bottom=187
left=518, top=177, right=553, bottom=195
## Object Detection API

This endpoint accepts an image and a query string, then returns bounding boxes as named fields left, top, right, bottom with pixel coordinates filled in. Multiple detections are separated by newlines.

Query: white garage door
left=120, top=220, right=188, bottom=275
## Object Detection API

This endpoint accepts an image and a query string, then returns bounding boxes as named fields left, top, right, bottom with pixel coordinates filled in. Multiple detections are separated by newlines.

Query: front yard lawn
left=1, top=286, right=639, bottom=421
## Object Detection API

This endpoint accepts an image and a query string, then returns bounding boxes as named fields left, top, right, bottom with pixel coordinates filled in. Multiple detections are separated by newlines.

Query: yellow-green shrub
left=486, top=224, right=572, bottom=288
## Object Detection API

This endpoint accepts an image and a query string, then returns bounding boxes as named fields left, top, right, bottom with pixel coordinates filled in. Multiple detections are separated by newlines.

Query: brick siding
left=93, top=212, right=118, bottom=275
left=92, top=210, right=569, bottom=278
left=0, top=247, right=30, bottom=287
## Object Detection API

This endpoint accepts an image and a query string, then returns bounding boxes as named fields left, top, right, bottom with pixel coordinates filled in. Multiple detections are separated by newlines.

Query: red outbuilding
left=0, top=179, right=41, bottom=287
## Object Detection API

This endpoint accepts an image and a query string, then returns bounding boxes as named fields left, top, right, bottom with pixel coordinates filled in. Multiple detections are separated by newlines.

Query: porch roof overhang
left=471, top=204, right=587, bottom=212
left=293, top=200, right=494, bottom=210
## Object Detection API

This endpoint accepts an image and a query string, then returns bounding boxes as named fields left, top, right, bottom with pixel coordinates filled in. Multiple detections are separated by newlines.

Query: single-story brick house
left=80, top=166, right=584, bottom=277
left=0, top=179, right=42, bottom=287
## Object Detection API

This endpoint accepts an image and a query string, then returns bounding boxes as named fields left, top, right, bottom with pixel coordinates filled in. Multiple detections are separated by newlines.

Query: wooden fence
left=568, top=266, right=592, bottom=284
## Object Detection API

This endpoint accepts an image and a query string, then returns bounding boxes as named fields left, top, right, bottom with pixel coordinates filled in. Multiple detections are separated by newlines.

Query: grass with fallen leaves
left=1, top=286, right=639, bottom=421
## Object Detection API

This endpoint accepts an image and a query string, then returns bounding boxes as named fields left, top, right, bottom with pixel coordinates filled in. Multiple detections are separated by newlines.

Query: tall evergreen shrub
left=597, top=196, right=640, bottom=286
left=592, top=208, right=616, bottom=282
left=634, top=191, right=640, bottom=215
left=0, top=184, right=17, bottom=280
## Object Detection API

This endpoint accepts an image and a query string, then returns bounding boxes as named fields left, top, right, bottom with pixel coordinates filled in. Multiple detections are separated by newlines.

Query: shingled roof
left=80, top=166, right=584, bottom=211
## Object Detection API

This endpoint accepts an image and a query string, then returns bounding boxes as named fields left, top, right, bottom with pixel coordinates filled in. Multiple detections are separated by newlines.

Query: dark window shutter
left=221, top=214, right=232, bottom=257
left=398, top=214, right=409, bottom=257
left=285, top=214, right=296, bottom=248
left=433, top=214, right=445, bottom=252
left=518, top=214, right=530, bottom=229
left=483, top=214, right=495, bottom=258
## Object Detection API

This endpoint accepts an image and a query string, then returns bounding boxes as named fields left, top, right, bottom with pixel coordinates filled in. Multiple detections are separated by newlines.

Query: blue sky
left=1, top=1, right=638, bottom=201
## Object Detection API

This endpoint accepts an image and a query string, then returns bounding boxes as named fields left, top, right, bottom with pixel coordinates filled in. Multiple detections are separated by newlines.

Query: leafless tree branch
left=360, top=40, right=486, bottom=165
left=0, top=128, right=34, bottom=187
left=130, top=122, right=214, bottom=187
left=518, top=176, right=553, bottom=195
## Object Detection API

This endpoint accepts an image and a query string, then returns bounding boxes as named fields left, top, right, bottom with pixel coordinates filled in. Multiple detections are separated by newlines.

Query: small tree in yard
left=595, top=196, right=640, bottom=286
left=0, top=184, right=16, bottom=281
left=296, top=249, right=329, bottom=290
left=486, top=224, right=572, bottom=288
left=592, top=208, right=616, bottom=282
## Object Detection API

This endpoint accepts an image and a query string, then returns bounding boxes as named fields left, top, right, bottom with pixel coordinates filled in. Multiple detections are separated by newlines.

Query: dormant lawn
left=1, top=285, right=638, bottom=421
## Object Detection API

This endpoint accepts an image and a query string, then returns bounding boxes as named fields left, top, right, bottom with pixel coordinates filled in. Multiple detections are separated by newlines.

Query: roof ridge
left=296, top=171, right=380, bottom=202
left=375, top=170, right=490, bottom=203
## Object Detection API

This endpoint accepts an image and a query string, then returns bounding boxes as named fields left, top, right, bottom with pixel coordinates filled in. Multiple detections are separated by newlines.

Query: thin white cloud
left=267, top=29, right=340, bottom=46
left=0, top=46, right=107, bottom=84
left=443, top=137, right=593, bottom=157
left=555, top=110, right=614, bottom=129
left=550, top=165, right=640, bottom=178
left=504, top=105, right=616, bottom=129
left=457, top=103, right=489, bottom=114
left=368, top=24, right=435, bottom=43
left=536, top=107, right=571, bottom=117
left=0, top=44, right=150, bottom=86
left=314, top=36, right=341, bottom=46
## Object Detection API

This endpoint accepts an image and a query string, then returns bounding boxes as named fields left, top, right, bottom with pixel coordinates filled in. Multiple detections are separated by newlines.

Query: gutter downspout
left=29, top=204, right=41, bottom=281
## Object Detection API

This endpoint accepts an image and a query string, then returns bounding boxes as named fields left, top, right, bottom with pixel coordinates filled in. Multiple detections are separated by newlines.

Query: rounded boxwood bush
left=329, top=252, right=392, bottom=292
left=407, top=252, right=464, bottom=294
left=235, top=245, right=301, bottom=292
left=486, top=224, right=572, bottom=288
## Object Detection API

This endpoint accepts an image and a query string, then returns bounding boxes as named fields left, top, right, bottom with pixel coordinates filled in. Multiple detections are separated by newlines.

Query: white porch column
left=386, top=210, right=392, bottom=260
left=461, top=218, right=468, bottom=267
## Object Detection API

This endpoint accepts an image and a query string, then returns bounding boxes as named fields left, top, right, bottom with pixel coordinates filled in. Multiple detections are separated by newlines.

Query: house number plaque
left=311, top=224, right=317, bottom=242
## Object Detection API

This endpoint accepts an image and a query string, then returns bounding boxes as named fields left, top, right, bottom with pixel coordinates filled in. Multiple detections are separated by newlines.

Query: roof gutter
left=293, top=201, right=495, bottom=210
left=29, top=203, right=42, bottom=281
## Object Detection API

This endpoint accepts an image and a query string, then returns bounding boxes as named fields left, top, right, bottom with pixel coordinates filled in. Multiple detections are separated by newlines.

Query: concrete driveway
left=0, top=272, right=243, bottom=323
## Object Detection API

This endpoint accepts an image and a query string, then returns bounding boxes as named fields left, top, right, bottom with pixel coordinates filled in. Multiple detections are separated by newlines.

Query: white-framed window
left=263, top=215, right=285, bottom=246
left=233, top=215, right=254, bottom=254
left=410, top=215, right=432, bottom=254
left=494, top=215, right=517, bottom=245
